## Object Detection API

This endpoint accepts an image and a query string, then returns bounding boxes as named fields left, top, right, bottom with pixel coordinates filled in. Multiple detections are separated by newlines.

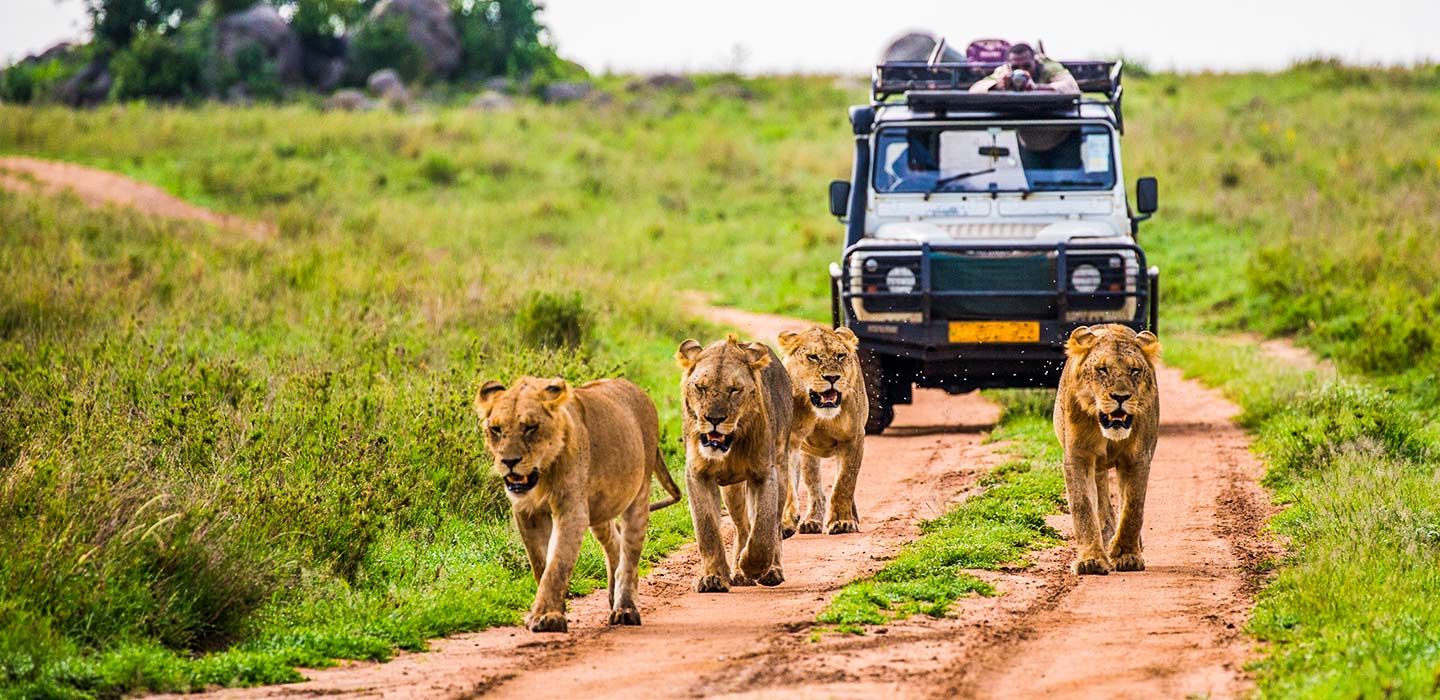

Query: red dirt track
left=0, top=159, right=1274, bottom=699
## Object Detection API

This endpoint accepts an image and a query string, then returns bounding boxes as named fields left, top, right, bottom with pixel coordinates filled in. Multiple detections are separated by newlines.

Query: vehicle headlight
left=1070, top=264, right=1102, bottom=294
left=886, top=266, right=916, bottom=294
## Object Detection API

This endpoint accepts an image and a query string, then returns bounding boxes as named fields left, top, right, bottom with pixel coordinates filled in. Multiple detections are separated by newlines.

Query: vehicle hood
left=871, top=219, right=1121, bottom=244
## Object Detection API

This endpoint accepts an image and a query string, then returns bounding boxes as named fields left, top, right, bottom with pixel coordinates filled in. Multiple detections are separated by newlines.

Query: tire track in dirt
left=1, top=157, right=1277, bottom=698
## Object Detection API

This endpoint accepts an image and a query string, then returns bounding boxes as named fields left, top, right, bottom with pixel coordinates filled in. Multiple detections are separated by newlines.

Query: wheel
left=860, top=349, right=895, bottom=435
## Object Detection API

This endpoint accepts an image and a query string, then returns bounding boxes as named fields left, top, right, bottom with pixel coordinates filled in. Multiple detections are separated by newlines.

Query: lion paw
left=757, top=567, right=785, bottom=587
left=1110, top=552, right=1145, bottom=572
left=730, top=573, right=757, bottom=587
left=826, top=519, right=859, bottom=535
left=608, top=607, right=642, bottom=626
left=797, top=519, right=823, bottom=534
left=695, top=574, right=729, bottom=593
left=781, top=525, right=797, bottom=539
left=1072, top=556, right=1112, bottom=576
left=528, top=611, right=569, bottom=633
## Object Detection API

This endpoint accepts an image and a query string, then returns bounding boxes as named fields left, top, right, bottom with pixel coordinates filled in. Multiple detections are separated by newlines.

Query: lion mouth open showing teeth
left=699, top=430, right=733, bottom=452
left=503, top=470, right=540, bottom=494
left=1098, top=410, right=1134, bottom=431
left=809, top=389, right=842, bottom=409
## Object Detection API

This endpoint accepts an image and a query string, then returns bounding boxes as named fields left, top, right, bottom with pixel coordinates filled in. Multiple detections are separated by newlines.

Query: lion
left=475, top=376, right=681, bottom=633
left=777, top=326, right=868, bottom=536
left=1053, top=324, right=1161, bottom=575
left=677, top=335, right=793, bottom=592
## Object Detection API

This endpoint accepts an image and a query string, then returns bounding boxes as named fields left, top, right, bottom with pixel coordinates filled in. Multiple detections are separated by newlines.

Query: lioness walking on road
left=677, top=336, right=793, bottom=592
left=1053, top=324, right=1161, bottom=575
left=475, top=377, right=681, bottom=632
left=777, top=326, right=867, bottom=536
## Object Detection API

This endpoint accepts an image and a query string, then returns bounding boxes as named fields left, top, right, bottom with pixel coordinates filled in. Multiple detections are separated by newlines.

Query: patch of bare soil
left=0, top=156, right=273, bottom=240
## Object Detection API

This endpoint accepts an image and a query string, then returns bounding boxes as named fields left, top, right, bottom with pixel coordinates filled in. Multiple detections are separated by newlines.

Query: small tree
left=83, top=0, right=204, bottom=48
left=452, top=0, right=559, bottom=79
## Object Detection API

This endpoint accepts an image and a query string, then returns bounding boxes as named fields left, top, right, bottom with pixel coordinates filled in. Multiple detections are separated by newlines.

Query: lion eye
left=488, top=425, right=502, bottom=438
left=1130, top=368, right=1142, bottom=378
left=522, top=424, right=538, bottom=436
left=1096, top=366, right=1109, bottom=376
left=836, top=353, right=847, bottom=362
left=729, top=387, right=741, bottom=396
left=807, top=354, right=821, bottom=362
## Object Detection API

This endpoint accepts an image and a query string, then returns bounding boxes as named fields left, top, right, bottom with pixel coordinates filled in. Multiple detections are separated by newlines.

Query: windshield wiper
left=1030, top=179, right=1105, bottom=189
left=923, top=167, right=995, bottom=200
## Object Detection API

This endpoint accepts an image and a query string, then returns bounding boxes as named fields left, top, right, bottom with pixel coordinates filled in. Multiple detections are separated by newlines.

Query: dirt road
left=0, top=158, right=1272, bottom=699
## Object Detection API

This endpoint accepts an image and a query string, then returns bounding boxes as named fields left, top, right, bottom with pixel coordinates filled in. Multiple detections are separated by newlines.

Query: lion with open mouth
left=777, top=326, right=868, bottom=536
left=1053, top=324, right=1161, bottom=575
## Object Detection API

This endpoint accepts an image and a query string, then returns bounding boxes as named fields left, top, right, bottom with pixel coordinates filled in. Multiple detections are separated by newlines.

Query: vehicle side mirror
left=828, top=180, right=851, bottom=218
left=1136, top=177, right=1158, bottom=215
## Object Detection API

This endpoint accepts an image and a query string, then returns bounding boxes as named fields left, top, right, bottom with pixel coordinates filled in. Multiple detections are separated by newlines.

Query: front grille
left=931, top=252, right=1056, bottom=320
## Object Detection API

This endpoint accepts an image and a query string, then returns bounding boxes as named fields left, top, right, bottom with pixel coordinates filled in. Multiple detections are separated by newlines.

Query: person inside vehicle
left=969, top=43, right=1079, bottom=94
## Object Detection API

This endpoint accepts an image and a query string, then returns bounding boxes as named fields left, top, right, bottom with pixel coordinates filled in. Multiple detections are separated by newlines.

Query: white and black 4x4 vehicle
left=826, top=45, right=1160, bottom=434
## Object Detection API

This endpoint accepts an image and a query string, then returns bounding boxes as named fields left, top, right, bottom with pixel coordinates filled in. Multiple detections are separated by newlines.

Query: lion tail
left=648, top=447, right=683, bottom=512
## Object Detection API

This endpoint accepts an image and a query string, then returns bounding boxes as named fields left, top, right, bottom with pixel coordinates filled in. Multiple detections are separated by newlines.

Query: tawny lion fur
left=1053, top=324, right=1161, bottom=575
left=475, top=377, right=680, bottom=632
left=777, top=326, right=867, bottom=536
left=676, top=335, right=793, bottom=592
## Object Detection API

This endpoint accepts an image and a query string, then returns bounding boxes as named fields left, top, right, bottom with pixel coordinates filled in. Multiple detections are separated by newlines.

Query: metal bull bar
left=837, top=241, right=1155, bottom=334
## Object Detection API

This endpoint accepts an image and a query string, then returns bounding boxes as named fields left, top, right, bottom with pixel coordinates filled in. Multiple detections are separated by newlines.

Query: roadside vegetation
left=3, top=61, right=1440, bottom=697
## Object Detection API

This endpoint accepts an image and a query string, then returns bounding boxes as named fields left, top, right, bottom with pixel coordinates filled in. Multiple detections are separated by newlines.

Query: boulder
left=541, top=81, right=591, bottom=104
left=367, top=0, right=461, bottom=77
left=629, top=73, right=695, bottom=93
left=366, top=68, right=410, bottom=104
left=54, top=59, right=113, bottom=107
left=324, top=89, right=376, bottom=111
left=483, top=76, right=517, bottom=93
left=468, top=90, right=514, bottom=111
left=216, top=3, right=305, bottom=84
left=879, top=31, right=965, bottom=63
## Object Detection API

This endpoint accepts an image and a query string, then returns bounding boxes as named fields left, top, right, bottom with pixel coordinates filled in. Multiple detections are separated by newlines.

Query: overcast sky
left=5, top=0, right=1439, bottom=72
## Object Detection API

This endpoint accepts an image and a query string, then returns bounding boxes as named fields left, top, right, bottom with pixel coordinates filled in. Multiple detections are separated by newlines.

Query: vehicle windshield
left=874, top=124, right=1116, bottom=194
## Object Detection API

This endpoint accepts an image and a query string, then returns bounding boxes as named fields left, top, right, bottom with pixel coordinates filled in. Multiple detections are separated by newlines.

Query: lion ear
left=676, top=339, right=704, bottom=370
left=1065, top=326, right=1101, bottom=359
left=833, top=326, right=860, bottom=349
left=743, top=342, right=772, bottom=370
left=1136, top=331, right=1162, bottom=361
left=475, top=380, right=507, bottom=417
left=540, top=377, right=571, bottom=410
left=777, top=330, right=802, bottom=355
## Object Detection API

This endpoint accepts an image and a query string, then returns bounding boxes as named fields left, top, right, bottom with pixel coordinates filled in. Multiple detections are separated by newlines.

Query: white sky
left=4, top=0, right=1439, bottom=72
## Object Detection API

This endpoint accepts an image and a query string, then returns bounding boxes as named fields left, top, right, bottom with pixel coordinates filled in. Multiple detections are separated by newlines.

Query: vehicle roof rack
left=872, top=59, right=1126, bottom=130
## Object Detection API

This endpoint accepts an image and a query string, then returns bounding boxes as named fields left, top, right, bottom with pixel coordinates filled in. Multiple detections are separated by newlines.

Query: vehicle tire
left=860, top=349, right=895, bottom=435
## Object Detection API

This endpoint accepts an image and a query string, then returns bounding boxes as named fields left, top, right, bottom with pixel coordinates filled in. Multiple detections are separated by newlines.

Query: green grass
left=816, top=389, right=1064, bottom=633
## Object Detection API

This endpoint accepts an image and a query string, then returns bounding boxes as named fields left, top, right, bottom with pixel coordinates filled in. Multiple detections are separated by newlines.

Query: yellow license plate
left=948, top=321, right=1040, bottom=343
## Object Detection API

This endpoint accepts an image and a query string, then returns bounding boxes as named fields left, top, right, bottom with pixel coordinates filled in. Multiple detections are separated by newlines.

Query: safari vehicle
left=826, top=40, right=1160, bottom=434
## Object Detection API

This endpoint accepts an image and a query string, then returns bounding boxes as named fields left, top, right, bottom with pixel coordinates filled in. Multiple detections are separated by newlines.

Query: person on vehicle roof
left=969, top=43, right=1079, bottom=94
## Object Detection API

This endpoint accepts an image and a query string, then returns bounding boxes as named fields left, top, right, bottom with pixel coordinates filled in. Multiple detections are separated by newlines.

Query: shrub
left=109, top=28, right=208, bottom=100
left=515, top=291, right=592, bottom=349
left=347, top=14, right=424, bottom=83
left=217, top=43, right=283, bottom=101
left=419, top=153, right=459, bottom=185
left=454, top=0, right=561, bottom=79
left=0, top=55, right=83, bottom=104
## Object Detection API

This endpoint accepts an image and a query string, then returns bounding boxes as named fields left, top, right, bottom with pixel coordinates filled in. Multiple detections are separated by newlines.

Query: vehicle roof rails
left=871, top=58, right=1126, bottom=131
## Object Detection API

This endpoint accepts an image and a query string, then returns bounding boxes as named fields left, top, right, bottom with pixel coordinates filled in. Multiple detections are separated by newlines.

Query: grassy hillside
left=3, top=64, right=1440, bottom=697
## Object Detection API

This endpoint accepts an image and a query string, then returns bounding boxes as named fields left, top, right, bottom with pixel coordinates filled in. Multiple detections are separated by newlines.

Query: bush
left=217, top=43, right=283, bottom=101
left=515, top=291, right=592, bottom=349
left=347, top=14, right=424, bottom=83
left=454, top=0, right=560, bottom=79
left=419, top=152, right=459, bottom=185
left=0, top=56, right=82, bottom=104
left=109, top=28, right=208, bottom=100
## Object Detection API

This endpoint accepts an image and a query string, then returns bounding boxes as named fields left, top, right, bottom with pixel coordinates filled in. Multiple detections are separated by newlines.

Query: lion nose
left=501, top=457, right=521, bottom=469
left=822, top=375, right=840, bottom=385
left=704, top=414, right=727, bottom=427
left=1110, top=393, right=1131, bottom=407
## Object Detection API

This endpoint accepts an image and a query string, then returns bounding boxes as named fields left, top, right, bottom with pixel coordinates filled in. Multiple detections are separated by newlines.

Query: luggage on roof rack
left=871, top=59, right=1126, bottom=129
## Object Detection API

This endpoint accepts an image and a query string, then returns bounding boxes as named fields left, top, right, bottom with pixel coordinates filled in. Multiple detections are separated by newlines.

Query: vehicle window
left=874, top=124, right=1116, bottom=194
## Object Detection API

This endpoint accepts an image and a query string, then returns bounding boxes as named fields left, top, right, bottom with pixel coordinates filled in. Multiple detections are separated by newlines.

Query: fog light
left=886, top=266, right=916, bottom=294
left=1071, top=264, right=1101, bottom=293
